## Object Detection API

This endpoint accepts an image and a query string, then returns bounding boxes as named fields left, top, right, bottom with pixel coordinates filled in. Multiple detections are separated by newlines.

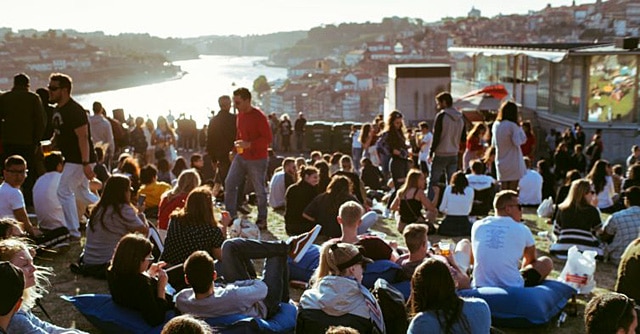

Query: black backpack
left=371, top=278, right=409, bottom=334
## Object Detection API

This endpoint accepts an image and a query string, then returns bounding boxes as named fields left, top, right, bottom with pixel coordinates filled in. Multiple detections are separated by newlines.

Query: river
left=76, top=55, right=287, bottom=127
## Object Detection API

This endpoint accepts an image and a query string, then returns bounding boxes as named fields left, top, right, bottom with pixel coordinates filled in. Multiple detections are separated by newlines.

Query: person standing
left=417, top=122, right=433, bottom=177
left=0, top=73, right=45, bottom=207
left=89, top=101, right=115, bottom=163
left=294, top=112, right=307, bottom=152
left=225, top=88, right=272, bottom=230
left=207, top=95, right=236, bottom=185
left=492, top=101, right=526, bottom=191
left=48, top=73, right=99, bottom=240
left=428, top=92, right=466, bottom=200
left=279, top=114, right=293, bottom=152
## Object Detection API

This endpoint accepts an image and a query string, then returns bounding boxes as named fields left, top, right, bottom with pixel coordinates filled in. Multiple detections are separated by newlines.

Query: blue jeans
left=352, top=147, right=362, bottom=171
left=221, top=238, right=289, bottom=318
left=427, top=155, right=458, bottom=200
left=225, top=155, right=268, bottom=220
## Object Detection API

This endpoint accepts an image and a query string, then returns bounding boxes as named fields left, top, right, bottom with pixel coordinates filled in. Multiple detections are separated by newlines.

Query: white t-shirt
left=439, top=186, right=474, bottom=216
left=466, top=174, right=496, bottom=191
left=596, top=176, right=615, bottom=209
left=268, top=171, right=286, bottom=209
left=418, top=132, right=433, bottom=162
left=518, top=169, right=543, bottom=205
left=0, top=182, right=25, bottom=219
left=32, top=172, right=65, bottom=230
left=471, top=215, right=535, bottom=288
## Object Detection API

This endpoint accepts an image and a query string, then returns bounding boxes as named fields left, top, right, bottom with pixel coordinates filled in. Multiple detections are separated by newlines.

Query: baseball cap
left=0, top=261, right=24, bottom=316
left=330, top=243, right=373, bottom=271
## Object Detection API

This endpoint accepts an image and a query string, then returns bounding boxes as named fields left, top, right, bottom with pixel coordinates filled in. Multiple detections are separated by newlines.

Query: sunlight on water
left=75, top=55, right=287, bottom=127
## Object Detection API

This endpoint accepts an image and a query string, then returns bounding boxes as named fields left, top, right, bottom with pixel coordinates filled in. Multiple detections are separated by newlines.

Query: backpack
left=375, top=131, right=390, bottom=157
left=371, top=278, right=409, bottom=334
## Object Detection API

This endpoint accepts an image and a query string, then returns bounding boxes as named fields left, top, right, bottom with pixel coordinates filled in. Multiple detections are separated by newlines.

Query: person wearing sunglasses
left=585, top=292, right=637, bottom=334
left=471, top=190, right=553, bottom=288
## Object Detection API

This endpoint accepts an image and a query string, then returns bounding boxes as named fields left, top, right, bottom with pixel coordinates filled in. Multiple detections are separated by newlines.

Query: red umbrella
left=458, top=84, right=509, bottom=100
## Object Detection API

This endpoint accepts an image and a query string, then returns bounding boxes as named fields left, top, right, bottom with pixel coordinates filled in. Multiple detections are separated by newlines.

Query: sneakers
left=256, top=219, right=268, bottom=230
left=288, top=225, right=322, bottom=263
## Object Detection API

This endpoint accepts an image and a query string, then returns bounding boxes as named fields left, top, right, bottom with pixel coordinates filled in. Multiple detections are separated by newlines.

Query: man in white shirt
left=471, top=190, right=553, bottom=288
left=0, top=155, right=40, bottom=237
left=418, top=122, right=433, bottom=176
left=268, top=158, right=296, bottom=210
left=32, top=152, right=66, bottom=232
left=518, top=157, right=543, bottom=206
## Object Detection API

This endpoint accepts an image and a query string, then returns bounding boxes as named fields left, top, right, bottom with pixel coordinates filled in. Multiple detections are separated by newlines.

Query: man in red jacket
left=225, top=88, right=272, bottom=229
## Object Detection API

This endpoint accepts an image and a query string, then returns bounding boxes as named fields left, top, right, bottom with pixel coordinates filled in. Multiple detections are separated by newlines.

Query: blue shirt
left=408, top=297, right=491, bottom=334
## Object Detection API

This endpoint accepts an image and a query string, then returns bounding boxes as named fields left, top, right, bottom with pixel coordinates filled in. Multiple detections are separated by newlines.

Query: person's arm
left=13, top=208, right=41, bottom=237
left=598, top=215, right=616, bottom=243
left=390, top=192, right=401, bottom=211
left=74, top=124, right=96, bottom=180
left=123, top=205, right=150, bottom=235
left=33, top=96, right=45, bottom=146
left=512, top=125, right=527, bottom=146
left=232, top=280, right=269, bottom=306
left=522, top=245, right=537, bottom=269
left=418, top=190, right=437, bottom=212
left=429, top=112, right=444, bottom=159
left=438, top=187, right=449, bottom=213
left=302, top=212, right=316, bottom=222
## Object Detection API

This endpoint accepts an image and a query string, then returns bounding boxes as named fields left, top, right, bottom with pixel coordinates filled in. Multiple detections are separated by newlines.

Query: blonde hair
left=558, top=179, right=593, bottom=211
left=0, top=238, right=51, bottom=311
left=162, top=168, right=201, bottom=202
left=397, top=169, right=423, bottom=199
left=338, top=201, right=363, bottom=227
left=311, top=242, right=363, bottom=287
left=403, top=223, right=428, bottom=253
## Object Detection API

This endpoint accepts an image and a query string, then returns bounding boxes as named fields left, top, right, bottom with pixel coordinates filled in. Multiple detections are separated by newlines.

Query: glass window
left=551, top=59, right=580, bottom=118
left=587, top=55, right=638, bottom=123
left=536, top=59, right=550, bottom=111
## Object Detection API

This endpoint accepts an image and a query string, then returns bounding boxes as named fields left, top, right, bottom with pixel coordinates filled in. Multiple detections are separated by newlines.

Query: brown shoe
left=288, top=225, right=322, bottom=263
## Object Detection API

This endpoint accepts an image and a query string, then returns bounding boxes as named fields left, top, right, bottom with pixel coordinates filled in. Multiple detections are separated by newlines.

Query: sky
left=1, top=0, right=595, bottom=38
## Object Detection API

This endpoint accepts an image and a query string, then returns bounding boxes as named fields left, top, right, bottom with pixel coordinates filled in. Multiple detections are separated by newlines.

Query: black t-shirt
left=304, top=193, right=357, bottom=238
left=52, top=98, right=96, bottom=164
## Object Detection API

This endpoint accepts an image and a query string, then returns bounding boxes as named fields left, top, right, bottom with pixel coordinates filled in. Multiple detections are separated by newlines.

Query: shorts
left=521, top=267, right=542, bottom=287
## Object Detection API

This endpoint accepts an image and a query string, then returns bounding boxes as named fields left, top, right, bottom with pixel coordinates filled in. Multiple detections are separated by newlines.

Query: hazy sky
left=2, top=0, right=594, bottom=38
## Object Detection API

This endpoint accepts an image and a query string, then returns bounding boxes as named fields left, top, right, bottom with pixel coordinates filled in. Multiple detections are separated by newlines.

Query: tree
left=253, top=75, right=271, bottom=96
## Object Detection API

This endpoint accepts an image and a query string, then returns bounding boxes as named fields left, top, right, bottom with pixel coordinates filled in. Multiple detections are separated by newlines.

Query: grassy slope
left=34, top=207, right=616, bottom=333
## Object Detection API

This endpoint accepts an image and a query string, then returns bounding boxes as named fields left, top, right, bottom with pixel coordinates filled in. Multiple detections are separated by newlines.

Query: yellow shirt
left=138, top=181, right=172, bottom=208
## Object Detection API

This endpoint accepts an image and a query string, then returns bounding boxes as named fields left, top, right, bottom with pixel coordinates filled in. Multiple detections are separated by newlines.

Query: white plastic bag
left=229, top=217, right=261, bottom=240
left=557, top=246, right=597, bottom=294
left=537, top=196, right=554, bottom=218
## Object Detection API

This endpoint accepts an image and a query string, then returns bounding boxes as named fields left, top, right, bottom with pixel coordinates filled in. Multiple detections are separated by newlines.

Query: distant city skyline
left=2, top=0, right=595, bottom=38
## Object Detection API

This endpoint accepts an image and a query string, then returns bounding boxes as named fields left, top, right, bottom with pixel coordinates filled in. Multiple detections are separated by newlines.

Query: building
left=449, top=38, right=640, bottom=162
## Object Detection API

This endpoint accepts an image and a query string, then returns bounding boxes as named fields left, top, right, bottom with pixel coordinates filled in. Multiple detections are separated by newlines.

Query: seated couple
left=174, top=225, right=322, bottom=319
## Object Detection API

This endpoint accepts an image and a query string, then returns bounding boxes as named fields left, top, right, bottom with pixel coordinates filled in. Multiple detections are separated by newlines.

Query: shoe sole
left=293, top=226, right=321, bottom=263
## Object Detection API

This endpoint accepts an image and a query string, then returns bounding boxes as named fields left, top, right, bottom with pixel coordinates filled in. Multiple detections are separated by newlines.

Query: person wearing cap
left=0, top=261, right=24, bottom=334
left=175, top=225, right=322, bottom=319
left=600, top=186, right=640, bottom=264
left=298, top=242, right=385, bottom=333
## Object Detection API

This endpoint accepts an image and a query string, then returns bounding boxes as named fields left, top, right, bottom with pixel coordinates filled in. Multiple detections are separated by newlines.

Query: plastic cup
left=439, top=241, right=451, bottom=256
left=40, top=140, right=53, bottom=156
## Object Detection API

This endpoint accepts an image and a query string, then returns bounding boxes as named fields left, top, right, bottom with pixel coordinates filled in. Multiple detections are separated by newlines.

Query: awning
left=449, top=46, right=568, bottom=63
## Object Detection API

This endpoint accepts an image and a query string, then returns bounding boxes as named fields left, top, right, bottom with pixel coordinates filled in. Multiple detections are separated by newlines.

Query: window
left=587, top=55, right=638, bottom=123
left=537, top=59, right=550, bottom=111
left=550, top=58, right=581, bottom=118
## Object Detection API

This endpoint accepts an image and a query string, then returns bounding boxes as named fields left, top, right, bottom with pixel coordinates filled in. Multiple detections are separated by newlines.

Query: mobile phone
left=137, top=194, right=146, bottom=207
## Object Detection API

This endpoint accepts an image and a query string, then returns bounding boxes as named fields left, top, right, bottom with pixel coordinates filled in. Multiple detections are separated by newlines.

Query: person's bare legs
left=453, top=239, right=472, bottom=274
left=526, top=256, right=554, bottom=281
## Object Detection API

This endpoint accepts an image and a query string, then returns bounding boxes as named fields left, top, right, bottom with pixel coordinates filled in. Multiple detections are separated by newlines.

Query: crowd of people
left=0, top=71, right=638, bottom=334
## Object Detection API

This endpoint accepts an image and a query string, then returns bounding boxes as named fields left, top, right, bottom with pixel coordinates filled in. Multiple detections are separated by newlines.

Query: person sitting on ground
left=175, top=226, right=321, bottom=319
left=303, top=175, right=359, bottom=239
left=0, top=155, right=41, bottom=238
left=550, top=169, right=582, bottom=224
left=329, top=153, right=343, bottom=175
left=623, top=164, right=640, bottom=190
left=390, top=169, right=437, bottom=234
left=93, top=146, right=111, bottom=184
left=600, top=187, right=640, bottom=264
left=295, top=157, right=306, bottom=171
left=333, top=155, right=367, bottom=205
left=438, top=171, right=474, bottom=236
left=0, top=218, right=24, bottom=239
left=161, top=314, right=212, bottom=334
left=551, top=179, right=603, bottom=257
left=157, top=169, right=201, bottom=233
left=333, top=201, right=398, bottom=261
left=395, top=223, right=471, bottom=289
left=465, top=160, right=497, bottom=217
left=0, top=261, right=24, bottom=333
left=518, top=157, right=543, bottom=206
left=471, top=190, right=553, bottom=288
left=75, top=175, right=149, bottom=279
left=538, top=159, right=556, bottom=201
left=31, top=152, right=71, bottom=247
left=359, top=157, right=385, bottom=191
left=138, top=164, right=172, bottom=218
left=285, top=165, right=320, bottom=236
left=119, top=156, right=141, bottom=196
left=160, top=186, right=229, bottom=289
left=407, top=259, right=490, bottom=334
left=615, top=238, right=640, bottom=303
left=172, top=157, right=188, bottom=180
left=313, top=160, right=331, bottom=193
left=190, top=154, right=204, bottom=180
left=584, top=292, right=637, bottom=334
left=571, top=144, right=588, bottom=175
left=108, top=233, right=173, bottom=326
left=1, top=238, right=87, bottom=333
left=612, top=164, right=624, bottom=195
left=587, top=159, right=617, bottom=213
left=157, top=158, right=173, bottom=185
left=269, top=158, right=297, bottom=211
left=297, top=242, right=385, bottom=334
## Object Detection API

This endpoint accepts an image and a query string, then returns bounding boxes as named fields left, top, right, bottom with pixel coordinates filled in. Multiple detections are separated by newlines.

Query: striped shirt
left=603, top=206, right=640, bottom=263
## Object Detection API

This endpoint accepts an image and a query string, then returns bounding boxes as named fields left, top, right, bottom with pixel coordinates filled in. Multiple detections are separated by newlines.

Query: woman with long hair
left=462, top=123, right=486, bottom=171
left=551, top=179, right=603, bottom=257
left=550, top=169, right=582, bottom=224
left=79, top=175, right=149, bottom=278
left=391, top=169, right=437, bottom=234
left=407, top=259, right=490, bottom=334
left=108, top=233, right=172, bottom=326
left=160, top=186, right=227, bottom=267
left=303, top=175, right=358, bottom=239
left=153, top=116, right=177, bottom=164
left=492, top=101, right=526, bottom=191
left=118, top=157, right=141, bottom=197
left=298, top=242, right=384, bottom=333
left=1, top=238, right=86, bottom=333
left=171, top=157, right=188, bottom=180
left=520, top=121, right=536, bottom=161
left=383, top=111, right=410, bottom=193
left=587, top=160, right=616, bottom=213
left=622, top=163, right=640, bottom=190
left=157, top=169, right=201, bottom=232
left=359, top=123, right=380, bottom=167
left=313, top=160, right=331, bottom=193
left=554, top=142, right=572, bottom=181
left=438, top=171, right=474, bottom=236
left=481, top=146, right=497, bottom=179
left=285, top=165, right=320, bottom=236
